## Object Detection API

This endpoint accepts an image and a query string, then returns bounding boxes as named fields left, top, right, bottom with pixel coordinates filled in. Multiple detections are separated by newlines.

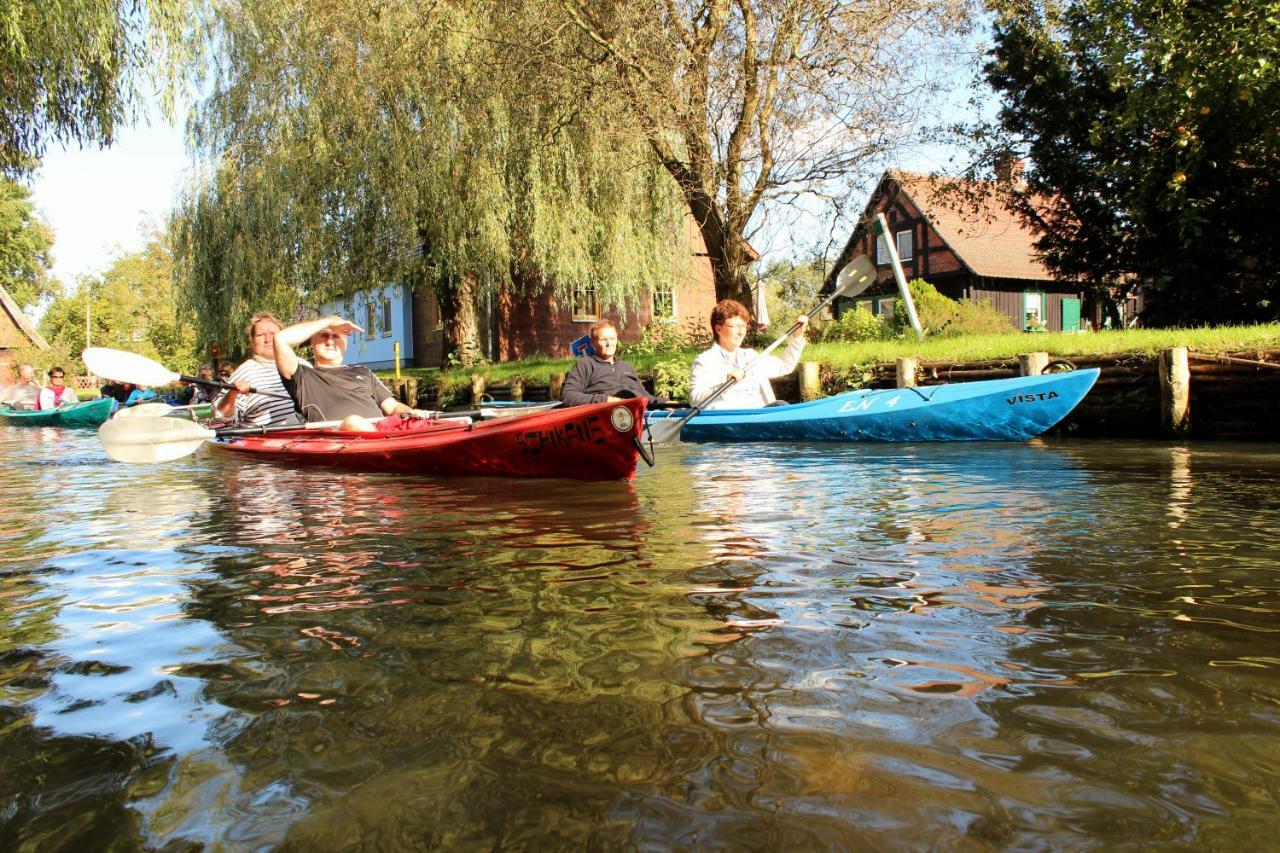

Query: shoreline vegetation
left=379, top=323, right=1280, bottom=400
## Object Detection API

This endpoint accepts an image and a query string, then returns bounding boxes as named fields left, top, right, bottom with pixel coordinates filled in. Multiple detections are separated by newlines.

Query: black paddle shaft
left=181, top=374, right=291, bottom=402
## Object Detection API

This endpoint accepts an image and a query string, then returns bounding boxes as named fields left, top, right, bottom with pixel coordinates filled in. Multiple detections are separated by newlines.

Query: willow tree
left=175, top=0, right=687, bottom=365
left=557, top=0, right=974, bottom=305
left=0, top=0, right=197, bottom=174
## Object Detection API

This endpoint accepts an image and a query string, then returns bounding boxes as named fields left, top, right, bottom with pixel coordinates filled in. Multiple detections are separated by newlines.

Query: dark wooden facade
left=830, top=172, right=1087, bottom=332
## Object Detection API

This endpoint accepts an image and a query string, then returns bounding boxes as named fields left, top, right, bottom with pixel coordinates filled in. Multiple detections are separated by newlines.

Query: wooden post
left=435, top=380, right=450, bottom=409
left=1160, top=346, right=1191, bottom=436
left=799, top=361, right=821, bottom=402
left=470, top=373, right=486, bottom=405
left=510, top=376, right=525, bottom=401
left=401, top=377, right=417, bottom=406
left=896, top=357, right=917, bottom=388
left=549, top=372, right=565, bottom=401
left=1020, top=351, right=1050, bottom=376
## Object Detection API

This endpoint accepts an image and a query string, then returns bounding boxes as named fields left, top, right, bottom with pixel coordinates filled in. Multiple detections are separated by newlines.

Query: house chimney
left=995, top=157, right=1026, bottom=184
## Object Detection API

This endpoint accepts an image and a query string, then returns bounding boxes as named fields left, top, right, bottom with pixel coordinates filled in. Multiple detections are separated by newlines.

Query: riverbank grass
left=381, top=323, right=1280, bottom=390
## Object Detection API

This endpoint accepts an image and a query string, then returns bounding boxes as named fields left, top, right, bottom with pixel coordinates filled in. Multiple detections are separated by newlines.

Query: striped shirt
left=214, top=357, right=302, bottom=426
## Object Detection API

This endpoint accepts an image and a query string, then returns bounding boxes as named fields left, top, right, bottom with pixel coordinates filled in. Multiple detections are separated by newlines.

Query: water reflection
left=3, top=427, right=1280, bottom=848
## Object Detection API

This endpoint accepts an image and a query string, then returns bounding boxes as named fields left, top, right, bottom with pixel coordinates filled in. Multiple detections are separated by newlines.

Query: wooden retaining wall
left=392, top=347, right=1280, bottom=441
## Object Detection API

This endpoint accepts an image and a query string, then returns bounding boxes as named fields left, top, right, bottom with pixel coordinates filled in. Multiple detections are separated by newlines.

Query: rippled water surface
left=3, top=425, right=1279, bottom=848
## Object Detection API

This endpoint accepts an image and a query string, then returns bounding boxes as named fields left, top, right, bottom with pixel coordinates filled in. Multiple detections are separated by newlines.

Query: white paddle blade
left=112, top=402, right=175, bottom=419
left=835, top=255, right=876, bottom=298
left=98, top=416, right=216, bottom=464
left=83, top=347, right=181, bottom=387
left=476, top=401, right=562, bottom=420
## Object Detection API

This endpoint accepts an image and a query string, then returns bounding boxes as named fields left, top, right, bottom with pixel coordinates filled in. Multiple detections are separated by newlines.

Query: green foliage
left=984, top=0, right=1280, bottom=325
left=0, top=175, right=55, bottom=310
left=0, top=0, right=197, bottom=174
left=819, top=305, right=890, bottom=343
left=625, top=318, right=706, bottom=359
left=175, top=0, right=689, bottom=366
left=650, top=357, right=692, bottom=402
left=38, top=223, right=199, bottom=375
left=753, top=255, right=830, bottom=333
left=890, top=279, right=1014, bottom=337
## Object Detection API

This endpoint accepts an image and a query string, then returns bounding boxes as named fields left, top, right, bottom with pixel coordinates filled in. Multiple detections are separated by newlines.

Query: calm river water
left=2, top=425, right=1279, bottom=849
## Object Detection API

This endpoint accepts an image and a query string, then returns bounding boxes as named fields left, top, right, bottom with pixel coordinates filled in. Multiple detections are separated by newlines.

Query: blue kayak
left=647, top=368, right=1099, bottom=442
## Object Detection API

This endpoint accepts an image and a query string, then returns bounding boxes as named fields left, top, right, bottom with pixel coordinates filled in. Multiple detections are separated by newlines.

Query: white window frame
left=381, top=298, right=393, bottom=338
left=571, top=283, right=600, bottom=322
left=876, top=235, right=890, bottom=265
left=896, top=229, right=914, bottom=262
left=652, top=284, right=676, bottom=322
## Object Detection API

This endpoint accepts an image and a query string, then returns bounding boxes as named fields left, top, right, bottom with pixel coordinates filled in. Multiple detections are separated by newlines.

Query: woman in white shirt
left=689, top=299, right=807, bottom=410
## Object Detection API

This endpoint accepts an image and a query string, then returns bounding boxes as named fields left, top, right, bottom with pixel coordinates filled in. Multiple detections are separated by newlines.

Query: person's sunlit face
left=593, top=327, right=619, bottom=361
left=715, top=318, right=748, bottom=351
left=48, top=370, right=65, bottom=387
left=311, top=330, right=348, bottom=365
left=251, top=320, right=281, bottom=359
left=18, top=365, right=35, bottom=383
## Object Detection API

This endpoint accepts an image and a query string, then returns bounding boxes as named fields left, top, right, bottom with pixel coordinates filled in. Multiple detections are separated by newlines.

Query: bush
left=651, top=357, right=691, bottom=401
left=818, top=305, right=890, bottom=343
left=627, top=319, right=706, bottom=358
left=892, top=279, right=1015, bottom=337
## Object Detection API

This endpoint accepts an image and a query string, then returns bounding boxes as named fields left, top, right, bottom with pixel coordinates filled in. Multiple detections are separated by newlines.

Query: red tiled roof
left=891, top=170, right=1057, bottom=282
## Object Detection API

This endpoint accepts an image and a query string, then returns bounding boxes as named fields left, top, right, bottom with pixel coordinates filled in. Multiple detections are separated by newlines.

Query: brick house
left=0, top=285, right=49, bottom=384
left=829, top=170, right=1102, bottom=332
left=336, top=216, right=723, bottom=368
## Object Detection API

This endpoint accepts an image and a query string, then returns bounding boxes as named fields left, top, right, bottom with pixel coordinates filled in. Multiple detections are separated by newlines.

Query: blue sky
left=31, top=109, right=189, bottom=286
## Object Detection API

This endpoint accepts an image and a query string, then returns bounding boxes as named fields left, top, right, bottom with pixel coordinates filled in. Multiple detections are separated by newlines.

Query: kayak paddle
left=111, top=402, right=177, bottom=419
left=96, top=404, right=564, bottom=464
left=82, top=347, right=291, bottom=401
left=644, top=254, right=877, bottom=445
left=98, top=416, right=349, bottom=463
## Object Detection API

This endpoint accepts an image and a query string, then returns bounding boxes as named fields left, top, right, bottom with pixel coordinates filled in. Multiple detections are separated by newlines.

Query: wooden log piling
left=799, top=362, right=821, bottom=402
left=896, top=357, right=917, bottom=388
left=1160, top=346, right=1191, bottom=436
left=1020, top=351, right=1050, bottom=376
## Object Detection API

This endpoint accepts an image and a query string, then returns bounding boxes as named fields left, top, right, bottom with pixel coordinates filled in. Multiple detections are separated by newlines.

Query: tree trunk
left=437, top=272, right=483, bottom=367
left=408, top=285, right=440, bottom=368
left=665, top=163, right=752, bottom=307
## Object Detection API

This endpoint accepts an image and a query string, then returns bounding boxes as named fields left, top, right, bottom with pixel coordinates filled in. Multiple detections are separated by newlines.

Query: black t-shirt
left=282, top=362, right=393, bottom=422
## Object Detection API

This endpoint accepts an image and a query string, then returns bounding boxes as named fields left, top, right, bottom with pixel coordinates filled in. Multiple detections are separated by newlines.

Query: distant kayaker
left=188, top=365, right=215, bottom=405
left=124, top=384, right=157, bottom=406
left=37, top=367, right=78, bottom=409
left=1, top=364, right=41, bottom=410
left=274, top=315, right=428, bottom=432
left=689, top=299, right=808, bottom=411
left=561, top=320, right=665, bottom=408
left=214, top=313, right=303, bottom=426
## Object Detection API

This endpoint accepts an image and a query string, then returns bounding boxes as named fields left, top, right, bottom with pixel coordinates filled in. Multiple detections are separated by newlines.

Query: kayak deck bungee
left=216, top=398, right=648, bottom=481
left=0, top=397, right=115, bottom=429
left=645, top=369, right=1100, bottom=442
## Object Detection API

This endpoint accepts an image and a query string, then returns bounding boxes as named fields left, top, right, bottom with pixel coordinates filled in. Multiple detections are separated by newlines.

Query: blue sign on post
left=570, top=335, right=595, bottom=357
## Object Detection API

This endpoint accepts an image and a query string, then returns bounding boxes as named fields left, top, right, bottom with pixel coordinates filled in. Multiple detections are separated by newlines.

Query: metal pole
left=874, top=213, right=924, bottom=342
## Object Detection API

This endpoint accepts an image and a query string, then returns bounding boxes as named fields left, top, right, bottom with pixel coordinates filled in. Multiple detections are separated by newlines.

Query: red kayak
left=215, top=398, right=648, bottom=481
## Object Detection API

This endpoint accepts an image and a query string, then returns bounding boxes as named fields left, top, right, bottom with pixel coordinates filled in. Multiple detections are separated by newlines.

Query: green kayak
left=0, top=397, right=115, bottom=428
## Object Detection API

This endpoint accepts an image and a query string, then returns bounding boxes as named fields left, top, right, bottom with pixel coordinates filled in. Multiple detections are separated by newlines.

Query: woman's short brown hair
left=246, top=312, right=282, bottom=339
left=710, top=299, right=750, bottom=334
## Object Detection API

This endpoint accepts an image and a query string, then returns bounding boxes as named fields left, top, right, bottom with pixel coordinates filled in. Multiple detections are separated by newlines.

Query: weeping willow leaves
left=175, top=0, right=688, bottom=362
left=0, top=0, right=199, bottom=174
